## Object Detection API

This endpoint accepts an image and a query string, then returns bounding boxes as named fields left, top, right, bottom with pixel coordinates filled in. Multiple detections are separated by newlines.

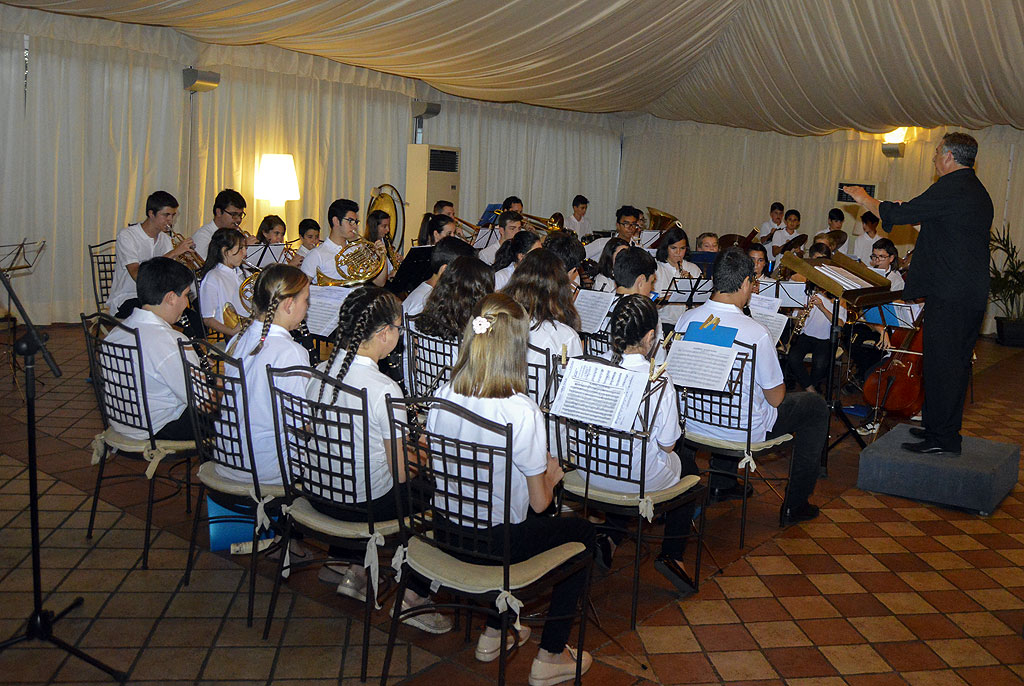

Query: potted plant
left=989, top=225, right=1024, bottom=346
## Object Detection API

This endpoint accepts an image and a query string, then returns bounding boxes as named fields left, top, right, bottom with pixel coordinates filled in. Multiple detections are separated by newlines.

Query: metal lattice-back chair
left=80, top=312, right=195, bottom=569
left=404, top=314, right=459, bottom=397
left=88, top=240, right=117, bottom=314
left=677, top=339, right=794, bottom=547
left=264, top=365, right=400, bottom=682
left=580, top=330, right=613, bottom=358
left=552, top=357, right=706, bottom=629
left=178, top=338, right=284, bottom=627
left=381, top=396, right=593, bottom=686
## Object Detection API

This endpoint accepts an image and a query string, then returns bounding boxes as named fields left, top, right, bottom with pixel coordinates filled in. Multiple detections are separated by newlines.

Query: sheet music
left=659, top=303, right=687, bottom=325
left=247, top=243, right=286, bottom=267
left=639, top=230, right=661, bottom=247
left=305, top=285, right=352, bottom=337
left=574, top=289, right=616, bottom=334
left=550, top=358, right=648, bottom=432
left=815, top=265, right=873, bottom=291
left=665, top=340, right=738, bottom=392
left=750, top=310, right=789, bottom=345
left=778, top=281, right=809, bottom=307
left=758, top=279, right=777, bottom=297
left=473, top=228, right=499, bottom=250
left=748, top=292, right=781, bottom=314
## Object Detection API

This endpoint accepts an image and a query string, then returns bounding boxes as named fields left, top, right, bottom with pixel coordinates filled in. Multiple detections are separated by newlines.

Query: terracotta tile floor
left=0, top=325, right=1022, bottom=685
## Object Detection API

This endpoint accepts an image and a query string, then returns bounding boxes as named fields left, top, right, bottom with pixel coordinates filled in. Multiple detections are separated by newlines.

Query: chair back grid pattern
left=81, top=312, right=153, bottom=440
left=387, top=396, right=513, bottom=566
left=269, top=366, right=372, bottom=514
left=581, top=330, right=612, bottom=358
left=677, top=339, right=756, bottom=450
left=178, top=339, right=259, bottom=481
left=88, top=240, right=117, bottom=313
left=525, top=343, right=551, bottom=406
left=404, top=314, right=459, bottom=398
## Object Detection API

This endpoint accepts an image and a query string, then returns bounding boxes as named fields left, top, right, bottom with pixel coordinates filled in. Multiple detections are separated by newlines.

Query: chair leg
left=142, top=474, right=156, bottom=570
left=630, top=516, right=643, bottom=630
left=263, top=518, right=293, bottom=640
left=182, top=483, right=207, bottom=587
left=739, top=466, right=751, bottom=548
left=780, top=447, right=798, bottom=529
left=246, top=518, right=259, bottom=628
left=498, top=609, right=509, bottom=686
left=86, top=446, right=109, bottom=539
left=575, top=561, right=594, bottom=686
left=361, top=562, right=375, bottom=682
left=379, top=564, right=411, bottom=686
left=184, top=454, right=193, bottom=514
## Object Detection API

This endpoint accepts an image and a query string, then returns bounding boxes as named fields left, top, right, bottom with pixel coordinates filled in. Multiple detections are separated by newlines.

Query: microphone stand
left=0, top=266, right=127, bottom=682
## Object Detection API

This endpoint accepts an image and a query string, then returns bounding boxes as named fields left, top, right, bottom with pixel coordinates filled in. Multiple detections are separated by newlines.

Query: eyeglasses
left=343, top=217, right=361, bottom=226
left=389, top=323, right=405, bottom=335
left=225, top=210, right=246, bottom=220
left=618, top=221, right=640, bottom=229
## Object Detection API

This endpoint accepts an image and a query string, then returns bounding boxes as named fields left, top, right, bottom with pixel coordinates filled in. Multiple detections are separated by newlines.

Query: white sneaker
left=528, top=646, right=592, bottom=686
left=475, top=626, right=532, bottom=662
left=317, top=560, right=350, bottom=586
left=390, top=599, right=453, bottom=634
left=336, top=566, right=368, bottom=603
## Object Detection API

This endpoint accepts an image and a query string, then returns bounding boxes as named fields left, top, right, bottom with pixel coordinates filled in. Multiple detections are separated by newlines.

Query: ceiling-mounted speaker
left=182, top=68, right=220, bottom=93
left=411, top=101, right=441, bottom=120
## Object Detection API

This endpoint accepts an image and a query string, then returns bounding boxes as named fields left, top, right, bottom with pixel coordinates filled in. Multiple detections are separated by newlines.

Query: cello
left=861, top=308, right=924, bottom=416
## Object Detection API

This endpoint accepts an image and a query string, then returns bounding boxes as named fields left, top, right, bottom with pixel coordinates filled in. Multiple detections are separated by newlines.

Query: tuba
left=315, top=236, right=385, bottom=286
left=646, top=207, right=682, bottom=234
left=365, top=184, right=406, bottom=268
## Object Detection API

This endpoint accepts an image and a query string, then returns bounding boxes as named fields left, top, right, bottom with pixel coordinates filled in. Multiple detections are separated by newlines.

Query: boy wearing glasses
left=584, top=205, right=642, bottom=261
left=192, top=188, right=249, bottom=260
left=301, top=198, right=387, bottom=286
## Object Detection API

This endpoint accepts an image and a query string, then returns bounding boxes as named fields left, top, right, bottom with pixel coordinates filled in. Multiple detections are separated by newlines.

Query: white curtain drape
left=422, top=96, right=622, bottom=232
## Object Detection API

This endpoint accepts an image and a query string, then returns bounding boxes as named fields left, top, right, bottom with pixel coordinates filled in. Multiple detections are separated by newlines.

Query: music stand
left=472, top=203, right=502, bottom=249
left=780, top=251, right=898, bottom=474
left=0, top=246, right=127, bottom=682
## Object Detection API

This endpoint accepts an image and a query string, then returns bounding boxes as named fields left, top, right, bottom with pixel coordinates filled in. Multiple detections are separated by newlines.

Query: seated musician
left=296, top=218, right=321, bottom=257
left=695, top=232, right=719, bottom=254
left=593, top=294, right=700, bottom=593
left=222, top=265, right=311, bottom=485
left=416, top=213, right=457, bottom=246
left=591, top=237, right=628, bottom=292
left=770, top=209, right=807, bottom=259
left=758, top=201, right=786, bottom=243
left=503, top=249, right=583, bottom=362
left=614, top=246, right=657, bottom=298
left=414, top=255, right=494, bottom=340
left=785, top=244, right=846, bottom=393
left=300, top=198, right=387, bottom=287
left=845, top=211, right=880, bottom=264
left=826, top=207, right=845, bottom=235
left=748, top=243, right=770, bottom=280
left=675, top=247, right=827, bottom=526
left=584, top=205, right=642, bottom=261
left=655, top=227, right=701, bottom=291
left=192, top=188, right=251, bottom=260
left=870, top=238, right=905, bottom=291
left=848, top=238, right=906, bottom=385
left=477, top=209, right=523, bottom=266
left=308, top=286, right=451, bottom=634
left=492, top=230, right=541, bottom=290
left=432, top=199, right=455, bottom=218
left=542, top=229, right=587, bottom=289
left=198, top=228, right=247, bottom=338
left=365, top=209, right=398, bottom=275
left=403, top=236, right=475, bottom=320
left=103, top=256, right=200, bottom=441
left=107, top=190, right=193, bottom=318
left=255, top=214, right=303, bottom=267
left=564, top=194, right=591, bottom=235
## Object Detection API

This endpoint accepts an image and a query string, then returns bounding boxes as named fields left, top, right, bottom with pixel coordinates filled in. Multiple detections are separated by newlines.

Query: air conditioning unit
left=405, top=144, right=460, bottom=251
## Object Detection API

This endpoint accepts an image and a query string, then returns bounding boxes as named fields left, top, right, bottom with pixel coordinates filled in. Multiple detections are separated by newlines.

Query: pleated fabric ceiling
left=8, top=0, right=1024, bottom=135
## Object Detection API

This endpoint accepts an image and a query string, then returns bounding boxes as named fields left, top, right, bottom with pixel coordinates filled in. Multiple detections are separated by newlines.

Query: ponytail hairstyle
left=597, top=237, right=629, bottom=279
left=418, top=213, right=456, bottom=246
left=450, top=293, right=530, bottom=398
left=609, top=294, right=659, bottom=366
left=256, top=214, right=286, bottom=244
left=318, top=285, right=402, bottom=405
left=365, top=209, right=390, bottom=242
left=493, top=230, right=540, bottom=270
left=200, top=228, right=246, bottom=278
left=417, top=256, right=494, bottom=340
left=503, top=249, right=580, bottom=330
left=228, top=263, right=309, bottom=356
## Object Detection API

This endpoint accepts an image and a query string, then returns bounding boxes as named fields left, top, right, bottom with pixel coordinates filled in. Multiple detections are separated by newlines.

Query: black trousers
left=849, top=323, right=885, bottom=383
left=921, top=298, right=985, bottom=449
left=153, top=410, right=193, bottom=441
left=786, top=333, right=831, bottom=390
left=708, top=391, right=828, bottom=510
left=443, top=513, right=595, bottom=654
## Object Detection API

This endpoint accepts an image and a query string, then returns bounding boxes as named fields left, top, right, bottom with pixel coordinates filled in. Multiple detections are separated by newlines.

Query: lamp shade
left=254, top=154, right=300, bottom=205
left=883, top=127, right=908, bottom=144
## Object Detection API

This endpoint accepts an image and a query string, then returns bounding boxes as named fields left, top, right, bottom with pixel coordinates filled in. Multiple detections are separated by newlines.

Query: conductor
left=843, top=132, right=992, bottom=455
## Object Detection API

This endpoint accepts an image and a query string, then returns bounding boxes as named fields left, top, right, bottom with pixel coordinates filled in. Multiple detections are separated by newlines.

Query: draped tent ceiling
left=9, top=0, right=1024, bottom=136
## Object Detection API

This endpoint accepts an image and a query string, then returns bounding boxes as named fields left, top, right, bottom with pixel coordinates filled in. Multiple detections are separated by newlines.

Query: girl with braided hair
left=492, top=229, right=540, bottom=290
left=595, top=294, right=700, bottom=595
left=426, top=293, right=596, bottom=682
left=305, top=286, right=451, bottom=634
left=219, top=264, right=310, bottom=485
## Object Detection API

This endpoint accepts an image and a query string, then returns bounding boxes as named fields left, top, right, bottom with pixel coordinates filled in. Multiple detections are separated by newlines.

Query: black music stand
left=0, top=251, right=127, bottom=682
left=780, top=251, right=897, bottom=475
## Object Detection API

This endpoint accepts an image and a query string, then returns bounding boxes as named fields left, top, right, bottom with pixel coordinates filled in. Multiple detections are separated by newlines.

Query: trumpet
left=167, top=230, right=203, bottom=271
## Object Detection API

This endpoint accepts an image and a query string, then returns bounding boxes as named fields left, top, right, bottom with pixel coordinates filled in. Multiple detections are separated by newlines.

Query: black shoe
left=902, top=439, right=961, bottom=455
left=708, top=482, right=754, bottom=503
left=594, top=534, right=615, bottom=572
left=780, top=502, right=820, bottom=527
left=908, top=427, right=928, bottom=439
left=653, top=555, right=696, bottom=596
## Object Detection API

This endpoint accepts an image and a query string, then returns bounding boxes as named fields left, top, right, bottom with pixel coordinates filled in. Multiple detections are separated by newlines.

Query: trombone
left=452, top=215, right=481, bottom=242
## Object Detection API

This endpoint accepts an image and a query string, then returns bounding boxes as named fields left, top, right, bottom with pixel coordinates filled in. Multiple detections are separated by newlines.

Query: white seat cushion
left=561, top=471, right=700, bottom=507
left=682, top=431, right=793, bottom=454
left=405, top=537, right=586, bottom=595
left=196, top=461, right=285, bottom=499
left=97, top=426, right=194, bottom=454
left=286, top=495, right=400, bottom=538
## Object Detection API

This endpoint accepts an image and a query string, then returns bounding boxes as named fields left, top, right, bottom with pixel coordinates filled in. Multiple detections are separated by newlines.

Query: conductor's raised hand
left=842, top=185, right=870, bottom=204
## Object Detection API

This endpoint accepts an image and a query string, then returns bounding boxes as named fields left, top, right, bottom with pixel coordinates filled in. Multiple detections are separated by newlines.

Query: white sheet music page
left=815, top=265, right=873, bottom=291
left=305, top=285, right=352, bottom=337
left=778, top=281, right=809, bottom=307
left=574, top=289, right=617, bottom=334
left=659, top=303, right=687, bottom=325
left=550, top=358, right=648, bottom=432
left=748, top=292, right=782, bottom=314
left=749, top=311, right=789, bottom=345
left=665, top=340, right=738, bottom=392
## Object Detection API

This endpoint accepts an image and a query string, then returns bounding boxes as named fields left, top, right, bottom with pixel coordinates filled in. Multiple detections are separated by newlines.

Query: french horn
left=315, top=236, right=385, bottom=286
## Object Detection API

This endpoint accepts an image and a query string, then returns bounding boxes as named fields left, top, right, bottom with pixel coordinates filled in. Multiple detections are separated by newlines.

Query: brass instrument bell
left=315, top=236, right=385, bottom=286
left=365, top=184, right=406, bottom=266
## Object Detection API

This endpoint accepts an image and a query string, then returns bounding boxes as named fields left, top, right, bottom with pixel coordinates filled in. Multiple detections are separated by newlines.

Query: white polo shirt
left=675, top=299, right=784, bottom=443
left=758, top=220, right=785, bottom=241
left=494, top=264, right=515, bottom=291
left=300, top=237, right=344, bottom=281
left=199, top=263, right=245, bottom=324
left=403, top=281, right=432, bottom=318
left=585, top=236, right=612, bottom=262
left=528, top=320, right=582, bottom=363
left=885, top=267, right=905, bottom=291
left=192, top=220, right=218, bottom=263
left=565, top=215, right=592, bottom=236
left=477, top=239, right=502, bottom=266
left=769, top=228, right=808, bottom=257
left=219, top=323, right=310, bottom=485
left=845, top=231, right=877, bottom=264
left=655, top=260, right=701, bottom=293
left=306, top=354, right=406, bottom=503
left=426, top=386, right=547, bottom=527
left=106, top=223, right=173, bottom=315
left=102, top=308, right=196, bottom=439
left=801, top=294, right=846, bottom=340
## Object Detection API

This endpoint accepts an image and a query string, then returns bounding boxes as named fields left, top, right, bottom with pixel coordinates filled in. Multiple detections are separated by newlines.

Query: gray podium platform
left=857, top=423, right=1021, bottom=515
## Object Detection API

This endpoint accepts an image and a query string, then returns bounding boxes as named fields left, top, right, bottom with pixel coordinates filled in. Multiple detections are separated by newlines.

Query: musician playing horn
left=192, top=188, right=252, bottom=259
left=843, top=131, right=993, bottom=455
left=300, top=198, right=387, bottom=287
